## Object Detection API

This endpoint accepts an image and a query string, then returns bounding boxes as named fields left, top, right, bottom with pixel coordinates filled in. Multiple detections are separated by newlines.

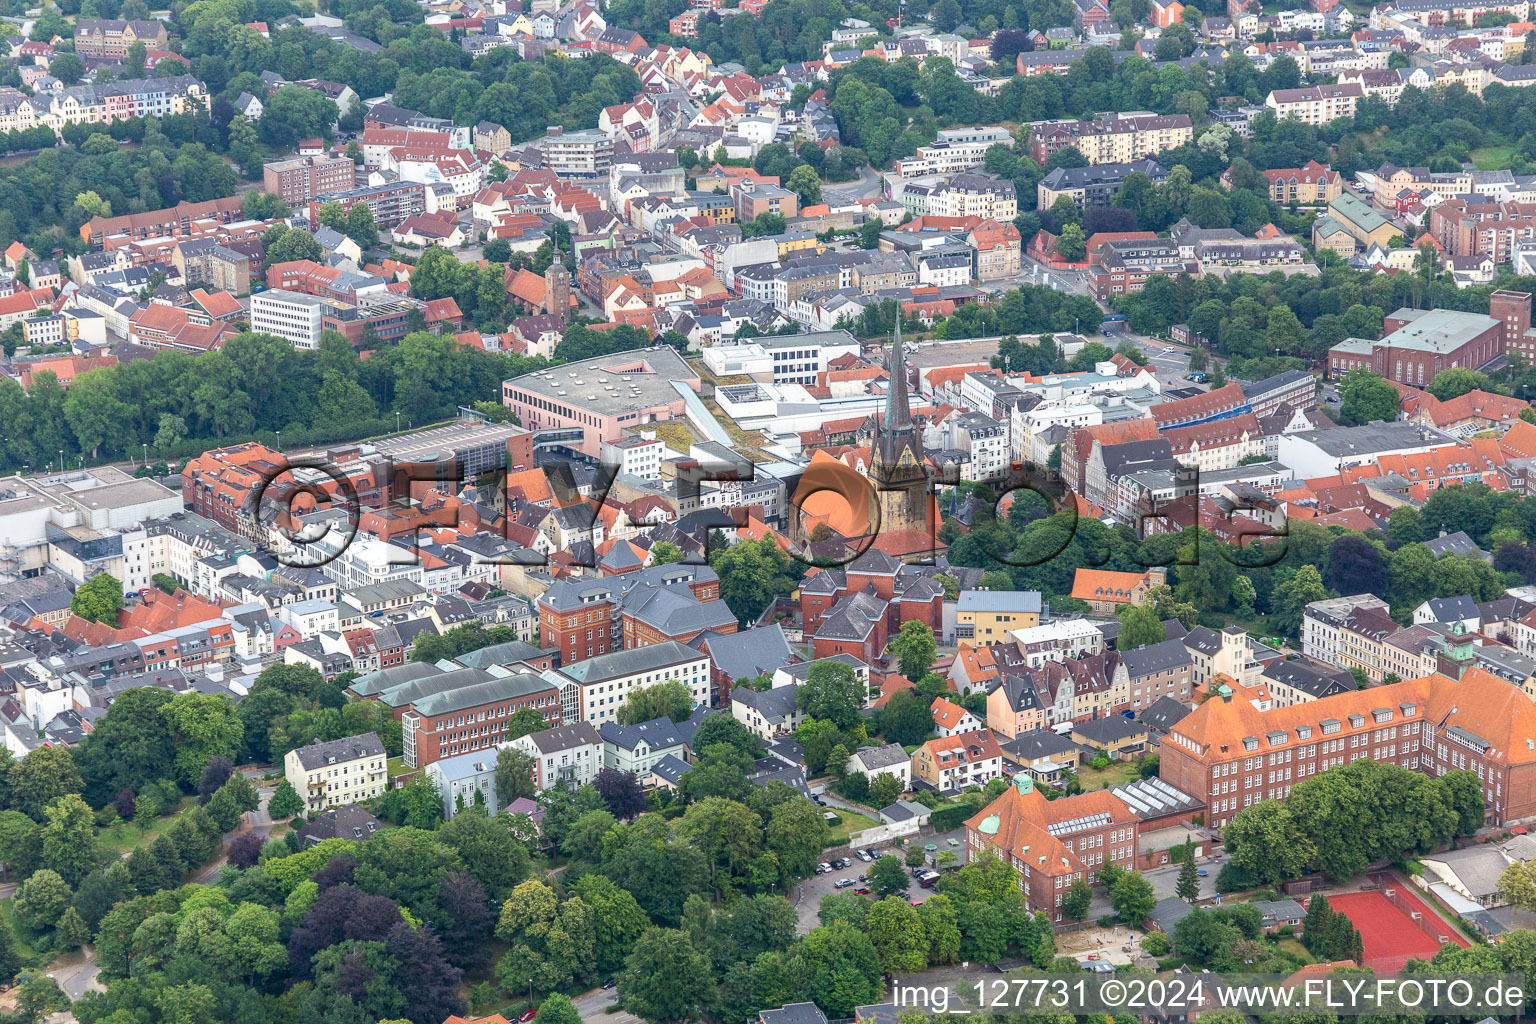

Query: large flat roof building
left=501, top=346, right=701, bottom=457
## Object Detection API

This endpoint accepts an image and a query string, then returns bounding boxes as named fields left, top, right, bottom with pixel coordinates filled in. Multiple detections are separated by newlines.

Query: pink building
left=501, top=347, right=699, bottom=458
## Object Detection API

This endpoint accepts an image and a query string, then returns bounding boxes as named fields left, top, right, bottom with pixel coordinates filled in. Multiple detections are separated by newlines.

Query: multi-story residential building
left=41, top=76, right=204, bottom=133
left=308, top=180, right=427, bottom=230
left=545, top=128, right=614, bottom=178
left=1025, top=114, right=1193, bottom=166
left=1230, top=160, right=1342, bottom=204
left=970, top=221, right=1023, bottom=280
left=508, top=721, right=603, bottom=792
left=171, top=238, right=253, bottom=296
left=262, top=154, right=357, bottom=206
left=927, top=174, right=1017, bottom=220
left=553, top=640, right=712, bottom=725
left=74, top=18, right=168, bottom=59
left=1338, top=605, right=1401, bottom=682
left=284, top=731, right=388, bottom=814
left=1010, top=617, right=1105, bottom=666
left=1430, top=197, right=1536, bottom=263
left=956, top=590, right=1043, bottom=646
left=892, top=126, right=1013, bottom=178
left=425, top=749, right=501, bottom=819
left=1087, top=237, right=1188, bottom=298
left=966, top=776, right=1141, bottom=919
left=250, top=289, right=327, bottom=349
left=1302, top=594, right=1391, bottom=663
left=1160, top=663, right=1536, bottom=828
left=1262, top=658, right=1357, bottom=707
left=1120, top=638, right=1194, bottom=710
left=1037, top=159, right=1167, bottom=210
left=400, top=671, right=562, bottom=768
left=911, top=730, right=1006, bottom=792
left=847, top=743, right=912, bottom=789
left=1264, top=83, right=1363, bottom=125
left=734, top=181, right=800, bottom=222
left=731, top=684, right=804, bottom=739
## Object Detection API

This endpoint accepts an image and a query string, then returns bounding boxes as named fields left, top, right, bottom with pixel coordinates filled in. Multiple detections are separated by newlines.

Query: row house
left=42, top=75, right=205, bottom=133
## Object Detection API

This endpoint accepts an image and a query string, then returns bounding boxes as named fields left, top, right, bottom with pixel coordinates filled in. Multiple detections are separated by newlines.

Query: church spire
left=884, top=317, right=911, bottom=434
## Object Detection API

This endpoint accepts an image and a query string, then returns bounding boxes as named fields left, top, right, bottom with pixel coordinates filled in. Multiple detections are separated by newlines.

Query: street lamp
left=395, top=412, right=401, bottom=434
left=275, top=428, right=282, bottom=452
left=143, top=443, right=148, bottom=468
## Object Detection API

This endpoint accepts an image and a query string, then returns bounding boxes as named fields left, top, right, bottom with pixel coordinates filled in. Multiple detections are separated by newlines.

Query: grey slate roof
left=852, top=742, right=909, bottom=771
left=1119, top=637, right=1193, bottom=677
left=291, top=731, right=384, bottom=770
left=692, top=623, right=794, bottom=683
left=731, top=684, right=801, bottom=723
left=522, top=721, right=600, bottom=754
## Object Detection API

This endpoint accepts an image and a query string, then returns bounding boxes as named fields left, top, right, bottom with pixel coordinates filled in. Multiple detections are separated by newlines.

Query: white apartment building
left=508, top=721, right=603, bottom=792
left=284, top=732, right=389, bottom=814
left=1265, top=83, right=1363, bottom=127
left=601, top=435, right=665, bottom=481
left=552, top=641, right=711, bottom=725
left=1009, top=618, right=1104, bottom=668
left=250, top=289, right=327, bottom=349
left=892, top=126, right=1013, bottom=178
left=1301, top=594, right=1391, bottom=665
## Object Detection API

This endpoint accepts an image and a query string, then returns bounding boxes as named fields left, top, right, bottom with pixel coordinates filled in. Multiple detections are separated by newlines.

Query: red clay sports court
left=1321, top=884, right=1468, bottom=972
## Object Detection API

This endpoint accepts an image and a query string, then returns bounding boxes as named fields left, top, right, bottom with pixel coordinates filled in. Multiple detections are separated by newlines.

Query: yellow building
left=957, top=590, right=1043, bottom=647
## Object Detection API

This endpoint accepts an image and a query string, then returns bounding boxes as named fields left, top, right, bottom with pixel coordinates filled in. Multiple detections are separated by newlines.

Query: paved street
left=192, top=778, right=277, bottom=884
left=573, top=986, right=638, bottom=1024
left=823, top=166, right=886, bottom=204
left=48, top=948, right=103, bottom=1001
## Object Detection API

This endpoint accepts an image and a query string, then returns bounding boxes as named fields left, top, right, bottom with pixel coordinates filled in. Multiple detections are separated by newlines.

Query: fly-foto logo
left=244, top=452, right=1291, bottom=572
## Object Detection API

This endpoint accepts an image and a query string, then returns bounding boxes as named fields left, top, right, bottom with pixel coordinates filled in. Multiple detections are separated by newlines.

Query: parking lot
left=792, top=849, right=937, bottom=932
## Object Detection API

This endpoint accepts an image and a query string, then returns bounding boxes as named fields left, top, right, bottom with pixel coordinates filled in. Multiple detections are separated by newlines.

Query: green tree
left=890, top=620, right=937, bottom=681
left=9, top=746, right=83, bottom=819
left=13, top=869, right=71, bottom=931
left=1056, top=223, right=1087, bottom=262
left=797, top=660, right=864, bottom=729
left=1063, top=877, right=1093, bottom=919
left=865, top=897, right=927, bottom=972
left=1109, top=871, right=1155, bottom=925
left=709, top=537, right=796, bottom=624
left=53, top=907, right=89, bottom=951
left=39, top=794, right=96, bottom=886
left=1116, top=603, right=1166, bottom=650
left=267, top=779, right=304, bottom=820
left=1176, top=845, right=1200, bottom=902
left=868, top=854, right=908, bottom=897
left=619, top=928, right=714, bottom=1024
left=71, top=572, right=123, bottom=624
left=538, top=993, right=583, bottom=1024
left=617, top=681, right=695, bottom=725
left=786, top=165, right=823, bottom=205
left=161, top=693, right=243, bottom=787
left=1427, top=368, right=1492, bottom=401
left=1339, top=370, right=1400, bottom=426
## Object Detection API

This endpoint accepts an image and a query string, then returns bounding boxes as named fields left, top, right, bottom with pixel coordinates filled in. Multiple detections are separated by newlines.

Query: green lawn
left=825, top=809, right=879, bottom=847
left=1277, top=937, right=1315, bottom=964
left=96, top=795, right=196, bottom=857
left=1073, top=760, right=1141, bottom=791
left=0, top=900, right=37, bottom=961
left=1472, top=145, right=1516, bottom=171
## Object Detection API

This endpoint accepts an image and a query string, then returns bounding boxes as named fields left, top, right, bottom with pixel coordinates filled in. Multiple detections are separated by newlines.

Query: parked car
left=520, top=1012, right=537, bottom=1022
left=854, top=887, right=871, bottom=895
left=816, top=862, right=832, bottom=874
left=835, top=878, right=855, bottom=889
